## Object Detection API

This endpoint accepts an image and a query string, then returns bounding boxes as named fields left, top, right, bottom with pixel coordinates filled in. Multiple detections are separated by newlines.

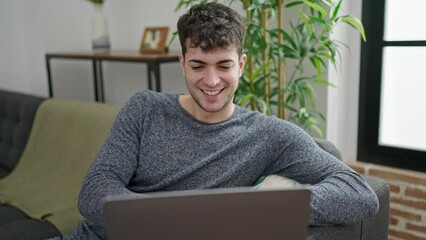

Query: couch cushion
left=0, top=168, right=9, bottom=179
left=0, top=89, right=45, bottom=176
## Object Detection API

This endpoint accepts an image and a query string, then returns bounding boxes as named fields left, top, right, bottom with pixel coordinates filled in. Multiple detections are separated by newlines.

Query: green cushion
left=0, top=99, right=120, bottom=234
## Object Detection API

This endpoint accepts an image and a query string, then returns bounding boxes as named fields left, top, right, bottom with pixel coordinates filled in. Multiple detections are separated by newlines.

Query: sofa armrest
left=307, top=173, right=390, bottom=240
left=361, top=175, right=390, bottom=239
left=309, top=138, right=390, bottom=240
left=0, top=89, right=45, bottom=177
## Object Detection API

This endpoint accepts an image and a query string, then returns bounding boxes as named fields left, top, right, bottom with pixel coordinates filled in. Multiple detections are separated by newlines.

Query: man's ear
left=239, top=54, right=247, bottom=77
left=179, top=53, right=185, bottom=76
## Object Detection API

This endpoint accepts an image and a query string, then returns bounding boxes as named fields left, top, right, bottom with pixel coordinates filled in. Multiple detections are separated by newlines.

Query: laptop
left=104, top=187, right=311, bottom=240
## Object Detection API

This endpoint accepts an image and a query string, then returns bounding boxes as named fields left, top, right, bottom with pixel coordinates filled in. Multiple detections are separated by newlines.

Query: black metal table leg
left=45, top=55, right=53, bottom=98
left=153, top=63, right=161, bottom=92
left=147, top=64, right=153, bottom=90
left=98, top=60, right=105, bottom=102
left=92, top=60, right=100, bottom=102
left=147, top=62, right=161, bottom=92
left=92, top=60, right=106, bottom=102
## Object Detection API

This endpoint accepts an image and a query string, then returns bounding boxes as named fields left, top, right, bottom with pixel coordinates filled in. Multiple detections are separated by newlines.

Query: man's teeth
left=204, top=90, right=221, bottom=96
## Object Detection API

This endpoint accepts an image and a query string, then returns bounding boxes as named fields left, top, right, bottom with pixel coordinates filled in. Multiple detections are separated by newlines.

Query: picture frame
left=139, top=26, right=169, bottom=54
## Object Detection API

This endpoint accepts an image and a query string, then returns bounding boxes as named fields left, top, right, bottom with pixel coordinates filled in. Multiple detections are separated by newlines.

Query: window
left=358, top=0, right=426, bottom=172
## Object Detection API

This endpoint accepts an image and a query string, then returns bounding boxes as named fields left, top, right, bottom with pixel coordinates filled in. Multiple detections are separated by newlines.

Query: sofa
left=0, top=88, right=389, bottom=239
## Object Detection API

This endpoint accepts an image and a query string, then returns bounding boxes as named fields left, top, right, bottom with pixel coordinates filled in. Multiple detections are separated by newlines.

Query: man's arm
left=271, top=124, right=379, bottom=226
left=77, top=93, right=145, bottom=228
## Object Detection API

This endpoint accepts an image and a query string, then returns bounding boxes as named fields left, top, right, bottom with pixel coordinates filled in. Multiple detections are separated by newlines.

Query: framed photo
left=139, top=26, right=169, bottom=54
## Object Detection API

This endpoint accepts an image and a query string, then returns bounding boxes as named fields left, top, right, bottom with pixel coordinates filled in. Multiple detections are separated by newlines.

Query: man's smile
left=201, top=88, right=224, bottom=96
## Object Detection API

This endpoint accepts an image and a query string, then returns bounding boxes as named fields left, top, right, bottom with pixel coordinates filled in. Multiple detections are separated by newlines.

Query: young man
left=65, top=2, right=378, bottom=239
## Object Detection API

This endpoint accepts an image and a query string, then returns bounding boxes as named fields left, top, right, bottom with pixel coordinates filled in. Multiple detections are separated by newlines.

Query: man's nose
left=204, top=68, right=220, bottom=87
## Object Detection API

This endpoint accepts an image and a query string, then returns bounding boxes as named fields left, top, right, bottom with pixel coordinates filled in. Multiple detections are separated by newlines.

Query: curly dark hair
left=177, top=2, right=246, bottom=57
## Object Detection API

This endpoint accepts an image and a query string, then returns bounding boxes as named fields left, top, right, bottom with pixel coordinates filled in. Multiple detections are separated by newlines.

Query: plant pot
left=92, top=4, right=110, bottom=50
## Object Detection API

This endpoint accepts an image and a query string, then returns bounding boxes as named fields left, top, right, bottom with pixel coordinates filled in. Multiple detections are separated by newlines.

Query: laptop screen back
left=104, top=187, right=311, bottom=240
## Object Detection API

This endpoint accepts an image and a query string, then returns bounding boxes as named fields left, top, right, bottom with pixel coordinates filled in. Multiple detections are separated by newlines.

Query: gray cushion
left=0, top=205, right=28, bottom=227
left=0, top=218, right=61, bottom=240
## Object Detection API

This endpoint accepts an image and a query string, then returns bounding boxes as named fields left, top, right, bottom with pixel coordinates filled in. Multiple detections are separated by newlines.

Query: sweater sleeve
left=270, top=123, right=379, bottom=226
left=77, top=93, right=146, bottom=235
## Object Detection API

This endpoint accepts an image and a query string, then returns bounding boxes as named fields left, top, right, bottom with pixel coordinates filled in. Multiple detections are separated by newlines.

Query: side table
left=45, top=50, right=180, bottom=102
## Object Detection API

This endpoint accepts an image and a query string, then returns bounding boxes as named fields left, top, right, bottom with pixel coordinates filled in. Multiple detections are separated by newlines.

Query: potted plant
left=175, top=0, right=365, bottom=137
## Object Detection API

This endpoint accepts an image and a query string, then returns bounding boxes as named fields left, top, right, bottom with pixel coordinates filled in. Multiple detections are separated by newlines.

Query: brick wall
left=347, top=161, right=426, bottom=240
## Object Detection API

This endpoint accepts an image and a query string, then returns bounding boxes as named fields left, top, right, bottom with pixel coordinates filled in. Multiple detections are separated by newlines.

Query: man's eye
left=219, top=65, right=231, bottom=70
left=191, top=66, right=204, bottom=70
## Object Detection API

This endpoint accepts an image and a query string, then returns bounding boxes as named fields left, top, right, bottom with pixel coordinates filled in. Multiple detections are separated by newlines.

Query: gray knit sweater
left=66, top=90, right=379, bottom=239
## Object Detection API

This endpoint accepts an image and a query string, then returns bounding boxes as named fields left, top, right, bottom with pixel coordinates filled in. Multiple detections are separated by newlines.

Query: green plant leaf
left=338, top=15, right=366, bottom=41
left=308, top=123, right=324, bottom=138
left=285, top=1, right=304, bottom=8
left=309, top=16, right=327, bottom=25
left=298, top=11, right=313, bottom=35
left=281, top=44, right=298, bottom=58
left=281, top=30, right=297, bottom=50
left=302, top=83, right=316, bottom=108
left=315, top=79, right=336, bottom=87
left=86, top=0, right=104, bottom=5
left=248, top=0, right=268, bottom=11
left=239, top=93, right=258, bottom=108
left=302, top=0, right=327, bottom=16
left=293, top=76, right=315, bottom=83
left=270, top=100, right=298, bottom=112
left=174, top=0, right=185, bottom=11
left=317, top=0, right=334, bottom=9
left=331, top=0, right=342, bottom=21
left=250, top=61, right=273, bottom=80
left=168, top=31, right=179, bottom=48
left=310, top=56, right=322, bottom=82
left=315, top=55, right=328, bottom=68
left=259, top=100, right=269, bottom=115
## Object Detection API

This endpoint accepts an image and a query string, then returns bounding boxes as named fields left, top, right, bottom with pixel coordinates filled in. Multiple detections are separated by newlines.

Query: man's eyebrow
left=188, top=59, right=206, bottom=64
left=217, top=59, right=235, bottom=64
left=188, top=59, right=235, bottom=64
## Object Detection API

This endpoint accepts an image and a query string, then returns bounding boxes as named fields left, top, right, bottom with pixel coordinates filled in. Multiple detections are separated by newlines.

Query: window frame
left=358, top=0, right=426, bottom=172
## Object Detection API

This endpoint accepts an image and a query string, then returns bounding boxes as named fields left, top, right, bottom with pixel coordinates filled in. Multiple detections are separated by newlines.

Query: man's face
left=179, top=45, right=246, bottom=116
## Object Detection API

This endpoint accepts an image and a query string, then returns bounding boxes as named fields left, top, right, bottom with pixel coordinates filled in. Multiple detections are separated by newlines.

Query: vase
left=92, top=4, right=110, bottom=50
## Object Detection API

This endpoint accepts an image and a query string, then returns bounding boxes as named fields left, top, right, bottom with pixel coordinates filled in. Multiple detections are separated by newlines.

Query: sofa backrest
left=0, top=89, right=45, bottom=177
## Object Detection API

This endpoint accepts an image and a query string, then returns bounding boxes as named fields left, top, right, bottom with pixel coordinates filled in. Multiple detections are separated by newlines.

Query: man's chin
left=191, top=92, right=234, bottom=113
left=199, top=104, right=224, bottom=113
left=201, top=99, right=236, bottom=113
